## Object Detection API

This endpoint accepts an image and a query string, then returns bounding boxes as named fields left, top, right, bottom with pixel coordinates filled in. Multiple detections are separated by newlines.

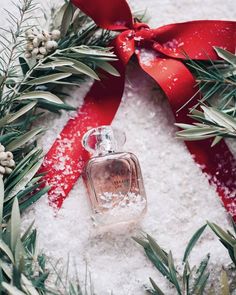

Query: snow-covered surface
left=1, top=0, right=235, bottom=293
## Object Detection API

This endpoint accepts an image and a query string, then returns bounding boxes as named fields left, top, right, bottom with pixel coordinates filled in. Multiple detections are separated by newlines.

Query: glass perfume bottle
left=82, top=125, right=147, bottom=225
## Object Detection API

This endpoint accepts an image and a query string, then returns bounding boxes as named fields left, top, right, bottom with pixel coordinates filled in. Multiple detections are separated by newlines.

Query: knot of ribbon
left=39, top=0, right=236, bottom=220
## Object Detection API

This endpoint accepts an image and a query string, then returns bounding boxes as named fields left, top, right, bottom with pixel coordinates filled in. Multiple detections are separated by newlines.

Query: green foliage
left=0, top=0, right=118, bottom=219
left=176, top=48, right=236, bottom=144
left=207, top=221, right=236, bottom=266
left=1, top=197, right=50, bottom=294
left=0, top=0, right=117, bottom=294
left=134, top=222, right=236, bottom=294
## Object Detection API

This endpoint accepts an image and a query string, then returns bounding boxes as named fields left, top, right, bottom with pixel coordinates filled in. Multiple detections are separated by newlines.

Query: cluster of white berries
left=25, top=29, right=61, bottom=60
left=0, top=144, right=15, bottom=176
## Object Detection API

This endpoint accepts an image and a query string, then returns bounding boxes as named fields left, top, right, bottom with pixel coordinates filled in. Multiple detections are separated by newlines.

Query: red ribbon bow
left=39, top=0, right=236, bottom=219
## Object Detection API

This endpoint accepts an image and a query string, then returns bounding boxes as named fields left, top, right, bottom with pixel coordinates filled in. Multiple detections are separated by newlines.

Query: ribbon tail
left=38, top=60, right=126, bottom=208
left=137, top=54, right=236, bottom=219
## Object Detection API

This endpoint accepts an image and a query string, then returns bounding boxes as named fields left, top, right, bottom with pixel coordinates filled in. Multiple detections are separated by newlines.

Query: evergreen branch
left=135, top=222, right=236, bottom=294
left=176, top=105, right=236, bottom=144
left=177, top=48, right=236, bottom=143
left=0, top=1, right=119, bottom=294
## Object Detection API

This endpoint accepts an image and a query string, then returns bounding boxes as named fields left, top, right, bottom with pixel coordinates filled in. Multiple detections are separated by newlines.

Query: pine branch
left=177, top=48, right=236, bottom=144
left=176, top=105, right=236, bottom=145
left=0, top=0, right=37, bottom=96
left=134, top=222, right=236, bottom=294
left=0, top=1, right=119, bottom=294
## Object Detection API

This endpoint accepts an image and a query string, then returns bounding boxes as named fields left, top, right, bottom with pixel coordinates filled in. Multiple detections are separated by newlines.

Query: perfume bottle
left=82, top=125, right=147, bottom=225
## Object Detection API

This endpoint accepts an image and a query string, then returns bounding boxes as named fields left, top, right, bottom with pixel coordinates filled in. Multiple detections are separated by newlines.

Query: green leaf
left=211, top=136, right=222, bottom=147
left=0, top=259, right=11, bottom=278
left=96, top=61, right=120, bottom=77
left=0, top=240, right=14, bottom=262
left=145, top=247, right=171, bottom=283
left=2, top=283, right=26, bottom=295
left=207, top=221, right=236, bottom=247
left=0, top=177, right=4, bottom=236
left=10, top=198, right=21, bottom=251
left=21, top=220, right=34, bottom=242
left=132, top=236, right=150, bottom=248
left=176, top=127, right=219, bottom=140
left=60, top=2, right=74, bottom=37
left=149, top=278, right=165, bottom=295
left=7, top=102, right=37, bottom=123
left=183, top=224, right=207, bottom=262
left=220, top=269, right=229, bottom=295
left=192, top=254, right=210, bottom=294
left=17, top=91, right=64, bottom=104
left=37, top=60, right=74, bottom=69
left=214, top=47, right=236, bottom=66
left=19, top=57, right=30, bottom=75
left=0, top=114, right=12, bottom=128
left=25, top=73, right=72, bottom=85
left=6, top=160, right=43, bottom=202
left=194, top=272, right=209, bottom=294
left=53, top=3, right=68, bottom=29
left=168, top=251, right=182, bottom=295
left=6, top=128, right=43, bottom=151
left=14, top=237, right=25, bottom=269
left=19, top=186, right=50, bottom=212
left=55, top=57, right=100, bottom=80
left=21, top=274, right=40, bottom=295
left=202, top=106, right=236, bottom=132
left=146, top=234, right=168, bottom=266
left=71, top=46, right=116, bottom=57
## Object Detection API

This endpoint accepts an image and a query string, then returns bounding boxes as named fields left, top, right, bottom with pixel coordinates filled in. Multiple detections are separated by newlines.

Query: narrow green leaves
left=2, top=283, right=26, bottom=295
left=0, top=240, right=14, bottom=262
left=7, top=102, right=37, bottom=123
left=37, top=60, right=74, bottom=69
left=60, top=2, right=74, bottom=37
left=183, top=224, right=207, bottom=262
left=17, top=91, right=64, bottom=104
left=10, top=198, right=21, bottom=252
left=0, top=177, right=4, bottom=236
left=207, top=221, right=236, bottom=266
left=214, top=47, right=236, bottom=66
left=6, top=128, right=43, bottom=151
left=55, top=57, right=100, bottom=80
left=168, top=251, right=181, bottom=295
left=146, top=234, right=168, bottom=266
left=176, top=106, right=236, bottom=141
left=149, top=277, right=165, bottom=295
left=177, top=47, right=236, bottom=143
left=207, top=222, right=236, bottom=247
left=96, top=61, right=120, bottom=77
left=25, top=73, right=72, bottom=85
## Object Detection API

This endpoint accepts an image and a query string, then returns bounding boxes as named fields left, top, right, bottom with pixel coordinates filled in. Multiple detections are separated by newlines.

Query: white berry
left=39, top=47, right=47, bottom=55
left=33, top=37, right=40, bottom=47
left=26, top=43, right=34, bottom=52
left=0, top=144, right=5, bottom=153
left=51, top=30, right=61, bottom=41
left=25, top=52, right=32, bottom=59
left=45, top=40, right=58, bottom=51
left=32, top=48, right=39, bottom=56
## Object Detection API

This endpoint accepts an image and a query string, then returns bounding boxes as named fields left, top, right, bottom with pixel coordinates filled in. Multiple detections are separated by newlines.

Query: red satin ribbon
left=39, top=0, right=236, bottom=219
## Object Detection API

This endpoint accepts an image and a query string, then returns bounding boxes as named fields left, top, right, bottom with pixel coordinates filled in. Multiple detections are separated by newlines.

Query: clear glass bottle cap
left=82, top=125, right=126, bottom=156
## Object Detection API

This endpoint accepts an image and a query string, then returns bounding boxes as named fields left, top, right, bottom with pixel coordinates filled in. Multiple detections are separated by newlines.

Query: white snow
left=0, top=0, right=235, bottom=294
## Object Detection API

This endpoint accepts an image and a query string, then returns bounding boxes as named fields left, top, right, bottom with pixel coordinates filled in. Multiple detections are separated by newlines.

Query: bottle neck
left=94, top=132, right=117, bottom=156
left=82, top=125, right=126, bottom=157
